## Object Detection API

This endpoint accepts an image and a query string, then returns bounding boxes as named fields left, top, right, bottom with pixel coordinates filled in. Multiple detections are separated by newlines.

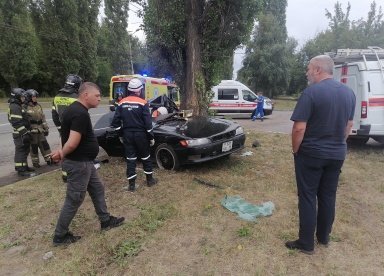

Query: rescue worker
left=7, top=88, right=35, bottom=177
left=52, top=74, right=83, bottom=135
left=25, top=89, right=52, bottom=168
left=111, top=78, right=158, bottom=192
left=52, top=74, right=82, bottom=181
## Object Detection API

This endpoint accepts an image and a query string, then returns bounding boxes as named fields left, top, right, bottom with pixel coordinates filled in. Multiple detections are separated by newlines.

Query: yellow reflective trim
left=54, top=97, right=77, bottom=106
left=62, top=171, right=67, bottom=176
left=9, top=114, right=23, bottom=119
left=52, top=106, right=56, bottom=110
left=16, top=126, right=26, bottom=131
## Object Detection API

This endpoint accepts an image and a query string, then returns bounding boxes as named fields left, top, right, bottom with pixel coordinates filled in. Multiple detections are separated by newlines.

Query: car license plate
left=222, top=141, right=233, bottom=152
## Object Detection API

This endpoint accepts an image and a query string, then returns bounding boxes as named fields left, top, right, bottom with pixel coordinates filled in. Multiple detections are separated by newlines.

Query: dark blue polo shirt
left=291, top=78, right=356, bottom=160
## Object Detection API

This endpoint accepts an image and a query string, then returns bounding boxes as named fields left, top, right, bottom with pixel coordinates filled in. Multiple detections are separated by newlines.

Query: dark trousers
left=123, top=131, right=153, bottom=180
left=54, top=159, right=110, bottom=238
left=13, top=136, right=30, bottom=171
left=294, top=153, right=344, bottom=250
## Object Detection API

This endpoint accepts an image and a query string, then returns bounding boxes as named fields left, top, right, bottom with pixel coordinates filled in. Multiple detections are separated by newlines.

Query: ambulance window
left=218, top=89, right=238, bottom=100
left=113, top=82, right=128, bottom=99
left=242, top=90, right=257, bottom=102
left=168, top=87, right=179, bottom=101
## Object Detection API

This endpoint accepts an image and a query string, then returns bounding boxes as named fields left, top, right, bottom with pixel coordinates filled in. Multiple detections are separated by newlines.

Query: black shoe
left=147, top=177, right=158, bottom=187
left=317, top=240, right=329, bottom=248
left=17, top=170, right=37, bottom=177
left=53, top=232, right=81, bottom=246
left=101, top=216, right=125, bottom=231
left=285, top=240, right=314, bottom=255
left=26, top=167, right=35, bottom=172
left=33, top=163, right=41, bottom=168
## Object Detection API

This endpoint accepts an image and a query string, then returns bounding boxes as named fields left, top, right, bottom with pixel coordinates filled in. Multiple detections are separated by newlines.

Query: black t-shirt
left=61, top=101, right=99, bottom=161
left=290, top=78, right=356, bottom=160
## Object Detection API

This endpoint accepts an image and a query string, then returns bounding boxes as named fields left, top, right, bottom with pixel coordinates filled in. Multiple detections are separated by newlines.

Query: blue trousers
left=293, top=153, right=344, bottom=250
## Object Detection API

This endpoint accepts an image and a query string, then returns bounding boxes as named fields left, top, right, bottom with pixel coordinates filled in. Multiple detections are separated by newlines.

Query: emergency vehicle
left=209, top=80, right=273, bottom=117
left=331, top=47, right=384, bottom=144
left=109, top=74, right=180, bottom=111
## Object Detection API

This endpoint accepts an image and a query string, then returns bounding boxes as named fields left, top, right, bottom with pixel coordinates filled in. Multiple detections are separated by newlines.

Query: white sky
left=125, top=1, right=379, bottom=79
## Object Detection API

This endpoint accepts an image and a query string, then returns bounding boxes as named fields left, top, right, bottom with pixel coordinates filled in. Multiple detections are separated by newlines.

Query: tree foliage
left=142, top=0, right=261, bottom=114
left=0, top=0, right=39, bottom=88
left=237, top=0, right=289, bottom=98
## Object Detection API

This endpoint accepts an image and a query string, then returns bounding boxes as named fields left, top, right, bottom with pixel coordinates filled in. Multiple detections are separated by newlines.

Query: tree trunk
left=184, top=0, right=204, bottom=115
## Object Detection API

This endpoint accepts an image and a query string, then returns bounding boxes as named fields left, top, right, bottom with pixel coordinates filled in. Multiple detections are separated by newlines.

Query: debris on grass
left=240, top=151, right=253, bottom=157
left=221, top=195, right=275, bottom=222
left=193, top=177, right=224, bottom=189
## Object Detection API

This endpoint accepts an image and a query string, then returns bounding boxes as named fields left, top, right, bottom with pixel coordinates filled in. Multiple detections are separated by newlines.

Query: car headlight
left=180, top=138, right=211, bottom=147
left=235, top=127, right=244, bottom=135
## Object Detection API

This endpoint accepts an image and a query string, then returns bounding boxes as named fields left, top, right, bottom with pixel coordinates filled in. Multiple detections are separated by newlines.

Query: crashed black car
left=94, top=95, right=246, bottom=170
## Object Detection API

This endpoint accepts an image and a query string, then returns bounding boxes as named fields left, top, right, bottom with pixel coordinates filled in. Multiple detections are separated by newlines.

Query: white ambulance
left=209, top=80, right=273, bottom=117
left=331, top=47, right=384, bottom=144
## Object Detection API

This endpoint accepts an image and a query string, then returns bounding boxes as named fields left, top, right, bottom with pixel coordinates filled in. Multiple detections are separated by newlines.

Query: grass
left=1, top=131, right=384, bottom=275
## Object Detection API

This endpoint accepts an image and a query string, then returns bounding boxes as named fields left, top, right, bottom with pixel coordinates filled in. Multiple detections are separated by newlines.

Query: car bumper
left=175, top=134, right=246, bottom=165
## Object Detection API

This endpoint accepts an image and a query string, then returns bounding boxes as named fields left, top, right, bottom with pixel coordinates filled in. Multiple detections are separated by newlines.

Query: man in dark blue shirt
left=286, top=55, right=356, bottom=254
left=51, top=82, right=125, bottom=246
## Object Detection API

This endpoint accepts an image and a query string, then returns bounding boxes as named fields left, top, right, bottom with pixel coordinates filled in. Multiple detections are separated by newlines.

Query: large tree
left=237, top=0, right=289, bottom=98
left=142, top=0, right=260, bottom=114
left=0, top=0, right=39, bottom=88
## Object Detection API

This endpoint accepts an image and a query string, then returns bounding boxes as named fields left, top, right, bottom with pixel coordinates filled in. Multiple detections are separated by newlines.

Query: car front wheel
left=155, top=143, right=180, bottom=170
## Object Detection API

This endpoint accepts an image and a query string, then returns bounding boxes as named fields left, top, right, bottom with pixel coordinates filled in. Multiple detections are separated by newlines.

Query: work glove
left=21, top=132, right=31, bottom=145
left=149, top=139, right=155, bottom=147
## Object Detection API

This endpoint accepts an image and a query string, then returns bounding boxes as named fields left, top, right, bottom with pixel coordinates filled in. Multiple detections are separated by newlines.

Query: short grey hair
left=310, top=55, right=334, bottom=75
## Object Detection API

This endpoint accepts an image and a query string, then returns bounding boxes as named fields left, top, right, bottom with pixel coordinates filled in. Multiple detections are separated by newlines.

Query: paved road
left=0, top=104, right=111, bottom=185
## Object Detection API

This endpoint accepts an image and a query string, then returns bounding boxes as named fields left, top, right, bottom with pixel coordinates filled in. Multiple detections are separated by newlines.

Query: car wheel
left=155, top=143, right=180, bottom=170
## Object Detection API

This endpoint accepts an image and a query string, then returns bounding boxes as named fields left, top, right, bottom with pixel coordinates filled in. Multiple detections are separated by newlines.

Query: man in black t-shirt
left=286, top=55, right=355, bottom=254
left=50, top=82, right=125, bottom=246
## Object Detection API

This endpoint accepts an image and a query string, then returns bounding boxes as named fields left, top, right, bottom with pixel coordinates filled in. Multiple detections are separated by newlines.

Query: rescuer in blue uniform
left=111, top=78, right=157, bottom=192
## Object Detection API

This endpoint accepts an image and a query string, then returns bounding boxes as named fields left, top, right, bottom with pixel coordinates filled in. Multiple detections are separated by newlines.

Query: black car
left=94, top=96, right=246, bottom=170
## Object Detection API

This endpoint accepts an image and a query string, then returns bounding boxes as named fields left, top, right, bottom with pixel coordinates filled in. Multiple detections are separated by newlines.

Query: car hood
left=155, top=115, right=239, bottom=139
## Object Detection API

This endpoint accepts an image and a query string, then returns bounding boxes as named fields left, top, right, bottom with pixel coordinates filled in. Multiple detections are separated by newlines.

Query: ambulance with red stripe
left=209, top=80, right=273, bottom=117
left=332, top=47, right=384, bottom=144
left=109, top=74, right=180, bottom=111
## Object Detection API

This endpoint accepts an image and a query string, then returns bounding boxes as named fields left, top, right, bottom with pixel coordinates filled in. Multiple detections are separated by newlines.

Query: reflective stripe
left=143, top=171, right=153, bottom=175
left=127, top=174, right=137, bottom=180
left=126, top=157, right=137, bottom=160
left=16, top=126, right=26, bottom=131
left=52, top=106, right=56, bottom=110
left=62, top=171, right=67, bottom=176
left=141, top=155, right=151, bottom=160
left=9, top=114, right=23, bottom=119
left=147, top=128, right=153, bottom=132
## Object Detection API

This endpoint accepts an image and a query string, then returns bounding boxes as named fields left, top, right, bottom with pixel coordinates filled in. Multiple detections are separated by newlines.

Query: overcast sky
left=126, top=1, right=378, bottom=79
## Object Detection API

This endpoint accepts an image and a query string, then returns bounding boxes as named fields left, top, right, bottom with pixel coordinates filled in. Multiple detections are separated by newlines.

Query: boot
left=17, top=168, right=37, bottom=177
left=146, top=174, right=158, bottom=187
left=127, top=178, right=137, bottom=192
left=33, top=162, right=41, bottom=168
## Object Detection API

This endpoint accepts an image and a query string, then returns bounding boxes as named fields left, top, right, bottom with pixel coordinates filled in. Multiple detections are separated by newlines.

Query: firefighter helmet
left=10, top=88, right=26, bottom=101
left=63, top=74, right=83, bottom=91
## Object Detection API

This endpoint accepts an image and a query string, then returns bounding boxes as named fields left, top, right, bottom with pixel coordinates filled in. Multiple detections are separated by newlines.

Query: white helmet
left=128, top=78, right=143, bottom=94
left=157, top=106, right=168, bottom=115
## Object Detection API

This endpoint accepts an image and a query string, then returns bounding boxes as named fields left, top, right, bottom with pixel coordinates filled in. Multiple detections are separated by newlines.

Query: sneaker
left=285, top=240, right=314, bottom=255
left=251, top=116, right=256, bottom=121
left=53, top=232, right=81, bottom=246
left=101, top=215, right=125, bottom=231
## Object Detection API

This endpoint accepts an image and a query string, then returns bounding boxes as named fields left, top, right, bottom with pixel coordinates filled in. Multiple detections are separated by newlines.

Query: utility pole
left=128, top=37, right=134, bottom=74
